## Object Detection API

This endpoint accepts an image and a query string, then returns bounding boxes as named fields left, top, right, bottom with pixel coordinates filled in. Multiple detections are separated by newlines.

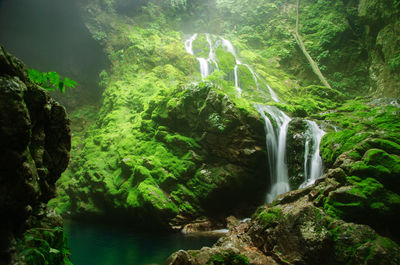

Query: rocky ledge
left=165, top=99, right=400, bottom=265
left=0, top=46, right=71, bottom=264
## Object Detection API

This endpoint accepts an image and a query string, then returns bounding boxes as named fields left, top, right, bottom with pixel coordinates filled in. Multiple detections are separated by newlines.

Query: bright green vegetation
left=315, top=99, right=400, bottom=242
left=319, top=100, right=400, bottom=166
left=28, top=69, right=77, bottom=93
left=207, top=252, right=250, bottom=265
left=17, top=226, right=71, bottom=265
left=252, top=206, right=282, bottom=227
left=51, top=9, right=276, bottom=225
left=51, top=0, right=400, bottom=234
left=324, top=176, right=400, bottom=223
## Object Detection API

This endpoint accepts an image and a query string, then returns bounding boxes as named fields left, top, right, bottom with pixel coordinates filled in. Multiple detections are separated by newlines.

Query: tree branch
left=294, top=0, right=332, bottom=89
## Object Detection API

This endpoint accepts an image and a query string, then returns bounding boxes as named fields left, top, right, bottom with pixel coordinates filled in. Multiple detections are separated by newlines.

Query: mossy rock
left=207, top=251, right=250, bottom=265
left=215, top=46, right=236, bottom=74
left=329, top=221, right=400, bottom=264
left=324, top=176, right=400, bottom=240
left=252, top=205, right=282, bottom=228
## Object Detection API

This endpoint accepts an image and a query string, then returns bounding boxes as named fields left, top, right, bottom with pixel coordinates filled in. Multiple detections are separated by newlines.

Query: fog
left=0, top=0, right=108, bottom=108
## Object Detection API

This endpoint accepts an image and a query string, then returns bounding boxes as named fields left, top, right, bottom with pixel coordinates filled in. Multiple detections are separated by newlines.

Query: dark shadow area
left=0, top=0, right=109, bottom=110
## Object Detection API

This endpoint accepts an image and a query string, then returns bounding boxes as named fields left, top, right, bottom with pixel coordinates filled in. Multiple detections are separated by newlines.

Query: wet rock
left=286, top=118, right=307, bottom=189
left=0, top=46, right=71, bottom=264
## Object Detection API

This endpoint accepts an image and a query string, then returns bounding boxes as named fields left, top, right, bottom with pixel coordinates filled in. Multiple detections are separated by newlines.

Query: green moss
left=324, top=176, right=400, bottom=227
left=137, top=179, right=179, bottom=214
left=252, top=206, right=282, bottom=227
left=215, top=46, right=236, bottom=73
left=320, top=130, right=370, bottom=166
left=207, top=252, right=250, bottom=265
left=363, top=149, right=400, bottom=173
left=192, top=34, right=210, bottom=58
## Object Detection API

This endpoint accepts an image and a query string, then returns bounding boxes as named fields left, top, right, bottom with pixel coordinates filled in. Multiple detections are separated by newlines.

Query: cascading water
left=198, top=58, right=209, bottom=78
left=254, top=104, right=291, bottom=203
left=185, top=33, right=279, bottom=101
left=184, top=34, right=325, bottom=203
left=267, top=84, right=279, bottom=102
left=184, top=33, right=197, bottom=55
left=185, top=33, right=218, bottom=80
left=300, top=120, right=326, bottom=188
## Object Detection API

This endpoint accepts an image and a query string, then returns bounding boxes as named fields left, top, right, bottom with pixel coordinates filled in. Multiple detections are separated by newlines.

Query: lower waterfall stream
left=185, top=33, right=326, bottom=202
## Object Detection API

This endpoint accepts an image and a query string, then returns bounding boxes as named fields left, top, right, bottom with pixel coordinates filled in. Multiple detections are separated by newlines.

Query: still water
left=64, top=220, right=218, bottom=265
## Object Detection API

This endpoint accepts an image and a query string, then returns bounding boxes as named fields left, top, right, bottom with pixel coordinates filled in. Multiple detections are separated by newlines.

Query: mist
left=0, top=0, right=108, bottom=108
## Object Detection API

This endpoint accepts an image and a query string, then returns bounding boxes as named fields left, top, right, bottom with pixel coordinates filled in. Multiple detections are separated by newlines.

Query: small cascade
left=198, top=58, right=209, bottom=78
left=184, top=33, right=197, bottom=55
left=206, top=34, right=219, bottom=69
left=233, top=65, right=241, bottom=94
left=299, top=120, right=326, bottom=188
left=185, top=33, right=212, bottom=79
left=267, top=84, right=279, bottom=102
left=255, top=104, right=291, bottom=203
left=185, top=34, right=279, bottom=101
left=245, top=64, right=259, bottom=90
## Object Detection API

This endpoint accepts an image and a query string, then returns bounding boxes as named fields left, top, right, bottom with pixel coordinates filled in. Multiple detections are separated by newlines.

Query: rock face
left=358, top=0, right=400, bottom=97
left=286, top=118, right=307, bottom=189
left=165, top=99, right=400, bottom=264
left=0, top=46, right=71, bottom=264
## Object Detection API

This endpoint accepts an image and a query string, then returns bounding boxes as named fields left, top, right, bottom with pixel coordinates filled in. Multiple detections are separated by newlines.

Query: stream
left=64, top=220, right=218, bottom=265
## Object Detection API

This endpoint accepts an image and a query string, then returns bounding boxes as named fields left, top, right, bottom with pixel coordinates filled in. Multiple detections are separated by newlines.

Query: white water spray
left=267, top=84, right=279, bottom=102
left=299, top=121, right=326, bottom=188
left=184, top=33, right=197, bottom=55
left=255, top=104, right=291, bottom=203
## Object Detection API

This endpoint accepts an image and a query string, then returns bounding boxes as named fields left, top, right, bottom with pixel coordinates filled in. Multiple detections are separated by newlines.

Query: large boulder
left=58, top=81, right=268, bottom=229
left=0, top=46, right=71, bottom=264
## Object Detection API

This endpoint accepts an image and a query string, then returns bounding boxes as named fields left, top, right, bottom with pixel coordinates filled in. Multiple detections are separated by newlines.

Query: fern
left=28, top=69, right=77, bottom=93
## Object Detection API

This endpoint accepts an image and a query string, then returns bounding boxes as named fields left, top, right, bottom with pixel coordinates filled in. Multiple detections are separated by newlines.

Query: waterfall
left=184, top=33, right=197, bottom=55
left=254, top=104, right=291, bottom=203
left=185, top=33, right=211, bottom=79
left=198, top=58, right=209, bottom=78
left=185, top=34, right=279, bottom=101
left=299, top=120, right=326, bottom=188
left=206, top=34, right=218, bottom=70
left=183, top=34, right=326, bottom=202
left=267, top=84, right=279, bottom=102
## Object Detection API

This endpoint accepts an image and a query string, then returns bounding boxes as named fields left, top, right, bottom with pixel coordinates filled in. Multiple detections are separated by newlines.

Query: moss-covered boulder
left=166, top=176, right=400, bottom=265
left=55, top=77, right=268, bottom=229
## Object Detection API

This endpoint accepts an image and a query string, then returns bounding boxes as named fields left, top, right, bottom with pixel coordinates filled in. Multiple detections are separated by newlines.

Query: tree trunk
left=294, top=0, right=332, bottom=89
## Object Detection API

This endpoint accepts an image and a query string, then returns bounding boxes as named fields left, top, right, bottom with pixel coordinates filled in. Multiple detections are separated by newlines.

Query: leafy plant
left=19, top=227, right=72, bottom=265
left=28, top=69, right=77, bottom=93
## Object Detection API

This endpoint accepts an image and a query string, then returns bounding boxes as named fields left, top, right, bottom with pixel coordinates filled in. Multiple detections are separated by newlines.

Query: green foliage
left=170, top=0, right=186, bottom=9
left=93, top=31, right=107, bottom=41
left=18, top=227, right=71, bottom=265
left=28, top=69, right=77, bottom=93
left=98, top=69, right=110, bottom=87
left=389, top=53, right=400, bottom=71
left=208, top=113, right=226, bottom=132
left=319, top=100, right=400, bottom=166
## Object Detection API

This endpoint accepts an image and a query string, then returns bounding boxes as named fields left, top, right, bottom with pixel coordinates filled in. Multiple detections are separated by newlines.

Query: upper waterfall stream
left=184, top=33, right=326, bottom=203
